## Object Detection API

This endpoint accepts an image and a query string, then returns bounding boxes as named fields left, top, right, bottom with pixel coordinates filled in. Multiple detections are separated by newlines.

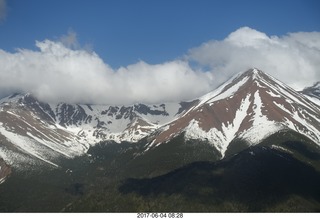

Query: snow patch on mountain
left=195, top=71, right=247, bottom=108
left=304, top=95, right=320, bottom=107
left=271, top=144, right=293, bottom=154
left=239, top=79, right=318, bottom=146
left=252, top=90, right=274, bottom=126
left=240, top=123, right=281, bottom=146
left=0, top=124, right=59, bottom=167
left=285, top=112, right=320, bottom=145
left=185, top=94, right=251, bottom=156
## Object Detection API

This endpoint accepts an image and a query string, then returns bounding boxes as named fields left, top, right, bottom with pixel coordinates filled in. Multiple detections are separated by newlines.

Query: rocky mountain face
left=0, top=68, right=319, bottom=170
left=0, top=93, right=188, bottom=168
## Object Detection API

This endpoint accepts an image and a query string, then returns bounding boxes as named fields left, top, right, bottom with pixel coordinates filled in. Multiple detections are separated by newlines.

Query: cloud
left=188, top=27, right=320, bottom=90
left=0, top=27, right=319, bottom=105
left=0, top=0, right=7, bottom=22
left=0, top=38, right=212, bottom=104
left=59, top=29, right=79, bottom=49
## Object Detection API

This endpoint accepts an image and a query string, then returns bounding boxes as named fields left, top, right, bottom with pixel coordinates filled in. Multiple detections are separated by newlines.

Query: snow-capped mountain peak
left=147, top=68, right=320, bottom=157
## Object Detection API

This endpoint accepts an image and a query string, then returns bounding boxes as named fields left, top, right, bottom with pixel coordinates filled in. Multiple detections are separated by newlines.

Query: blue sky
left=0, top=0, right=319, bottom=104
left=1, top=0, right=319, bottom=67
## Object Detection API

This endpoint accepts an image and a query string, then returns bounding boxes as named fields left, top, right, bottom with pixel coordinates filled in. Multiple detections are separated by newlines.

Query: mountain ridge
left=0, top=92, right=191, bottom=170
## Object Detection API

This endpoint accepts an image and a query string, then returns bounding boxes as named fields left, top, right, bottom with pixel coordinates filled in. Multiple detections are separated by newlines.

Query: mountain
left=1, top=68, right=320, bottom=212
left=0, top=93, right=190, bottom=169
left=146, top=68, right=320, bottom=158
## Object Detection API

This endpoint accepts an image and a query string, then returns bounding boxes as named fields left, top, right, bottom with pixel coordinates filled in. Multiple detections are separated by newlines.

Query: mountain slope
left=0, top=94, right=88, bottom=168
left=146, top=68, right=320, bottom=157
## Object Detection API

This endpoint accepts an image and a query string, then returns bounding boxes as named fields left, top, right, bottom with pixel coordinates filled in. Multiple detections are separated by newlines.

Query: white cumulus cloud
left=188, top=27, right=320, bottom=90
left=0, top=39, right=212, bottom=104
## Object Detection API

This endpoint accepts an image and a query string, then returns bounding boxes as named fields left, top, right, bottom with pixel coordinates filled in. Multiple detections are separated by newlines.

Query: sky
left=0, top=0, right=319, bottom=104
